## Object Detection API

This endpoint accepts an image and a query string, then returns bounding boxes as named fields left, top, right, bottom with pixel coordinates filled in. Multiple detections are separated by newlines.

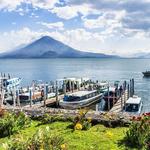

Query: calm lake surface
left=0, top=58, right=150, bottom=112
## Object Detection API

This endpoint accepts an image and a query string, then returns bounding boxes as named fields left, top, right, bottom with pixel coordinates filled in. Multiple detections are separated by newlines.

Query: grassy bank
left=0, top=120, right=130, bottom=150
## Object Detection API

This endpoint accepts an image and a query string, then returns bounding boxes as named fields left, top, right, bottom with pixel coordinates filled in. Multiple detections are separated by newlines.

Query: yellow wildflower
left=74, top=123, right=83, bottom=130
left=79, top=110, right=84, bottom=116
left=79, top=109, right=88, bottom=116
left=61, top=144, right=66, bottom=150
left=87, top=117, right=92, bottom=123
left=105, top=131, right=113, bottom=138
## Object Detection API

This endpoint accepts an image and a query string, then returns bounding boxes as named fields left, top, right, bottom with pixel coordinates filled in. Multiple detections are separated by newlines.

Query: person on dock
left=119, top=85, right=123, bottom=97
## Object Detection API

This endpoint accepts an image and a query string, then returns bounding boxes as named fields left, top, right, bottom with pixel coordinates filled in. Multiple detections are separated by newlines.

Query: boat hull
left=142, top=72, right=150, bottom=77
left=59, top=93, right=103, bottom=109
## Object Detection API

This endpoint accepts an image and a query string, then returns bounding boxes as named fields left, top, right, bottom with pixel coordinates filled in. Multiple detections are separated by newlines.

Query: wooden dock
left=23, top=94, right=64, bottom=109
left=109, top=90, right=128, bottom=113
left=23, top=89, right=80, bottom=109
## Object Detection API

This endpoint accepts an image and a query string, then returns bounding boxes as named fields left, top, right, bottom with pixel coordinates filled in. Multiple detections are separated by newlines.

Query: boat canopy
left=126, top=96, right=141, bottom=104
left=57, top=77, right=90, bottom=84
left=66, top=90, right=97, bottom=97
left=97, top=81, right=108, bottom=86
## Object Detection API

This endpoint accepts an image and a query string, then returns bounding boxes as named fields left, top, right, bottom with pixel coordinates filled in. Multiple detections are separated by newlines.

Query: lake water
left=0, top=58, right=150, bottom=112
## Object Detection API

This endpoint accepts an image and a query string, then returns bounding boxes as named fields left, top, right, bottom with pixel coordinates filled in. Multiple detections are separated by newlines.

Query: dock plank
left=109, top=90, right=128, bottom=113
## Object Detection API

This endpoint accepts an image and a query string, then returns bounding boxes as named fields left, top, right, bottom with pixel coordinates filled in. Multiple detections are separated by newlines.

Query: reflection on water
left=98, top=99, right=106, bottom=111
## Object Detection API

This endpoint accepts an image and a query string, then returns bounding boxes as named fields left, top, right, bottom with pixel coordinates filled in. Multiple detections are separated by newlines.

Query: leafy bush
left=0, top=113, right=14, bottom=138
left=124, top=112, right=150, bottom=149
left=0, top=111, right=31, bottom=138
left=73, top=109, right=92, bottom=131
left=4, top=127, right=66, bottom=150
left=40, top=113, right=55, bottom=125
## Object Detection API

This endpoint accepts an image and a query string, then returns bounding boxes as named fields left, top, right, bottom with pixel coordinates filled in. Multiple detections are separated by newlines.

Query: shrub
left=0, top=113, right=14, bottom=137
left=124, top=113, right=150, bottom=149
left=73, top=109, right=92, bottom=131
left=0, top=111, right=31, bottom=138
left=40, top=113, right=55, bottom=125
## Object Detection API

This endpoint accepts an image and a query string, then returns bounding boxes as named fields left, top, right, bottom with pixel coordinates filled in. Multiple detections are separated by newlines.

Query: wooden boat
left=59, top=90, right=103, bottom=109
left=142, top=71, right=150, bottom=77
left=124, top=95, right=143, bottom=114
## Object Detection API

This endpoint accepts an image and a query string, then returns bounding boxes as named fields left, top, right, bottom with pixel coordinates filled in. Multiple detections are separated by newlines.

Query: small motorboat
left=142, top=71, right=150, bottom=77
left=59, top=90, right=103, bottom=109
left=124, top=95, right=143, bottom=114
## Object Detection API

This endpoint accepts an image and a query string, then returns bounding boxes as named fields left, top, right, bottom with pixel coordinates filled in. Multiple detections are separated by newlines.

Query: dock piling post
left=16, top=89, right=20, bottom=106
left=127, top=84, right=129, bottom=99
left=44, top=84, right=48, bottom=107
left=77, top=81, right=80, bottom=91
left=107, top=84, right=110, bottom=111
left=56, top=80, right=59, bottom=107
left=129, top=79, right=132, bottom=97
left=13, top=89, right=16, bottom=108
left=113, top=92, right=115, bottom=106
left=123, top=81, right=126, bottom=106
left=29, top=89, right=32, bottom=107
left=72, top=81, right=74, bottom=92
left=121, top=91, right=123, bottom=112
left=69, top=80, right=71, bottom=92
left=63, top=79, right=66, bottom=95
left=132, top=78, right=134, bottom=96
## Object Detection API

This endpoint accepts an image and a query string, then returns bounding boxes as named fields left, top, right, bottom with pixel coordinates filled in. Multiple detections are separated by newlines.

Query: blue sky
left=0, top=0, right=150, bottom=56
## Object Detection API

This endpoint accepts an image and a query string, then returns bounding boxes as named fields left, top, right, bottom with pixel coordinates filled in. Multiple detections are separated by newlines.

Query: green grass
left=0, top=121, right=134, bottom=150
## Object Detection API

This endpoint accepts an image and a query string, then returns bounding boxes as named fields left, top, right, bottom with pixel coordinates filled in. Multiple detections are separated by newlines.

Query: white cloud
left=51, top=6, right=78, bottom=20
left=0, top=0, right=24, bottom=11
left=83, top=10, right=126, bottom=37
left=0, top=0, right=59, bottom=11
left=29, top=0, right=59, bottom=10
left=51, top=4, right=99, bottom=20
left=39, top=21, right=64, bottom=30
left=0, top=27, right=42, bottom=52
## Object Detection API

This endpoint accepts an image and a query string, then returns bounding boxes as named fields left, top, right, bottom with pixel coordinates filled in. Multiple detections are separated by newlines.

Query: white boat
left=59, top=90, right=103, bottom=109
left=124, top=95, right=143, bottom=114
left=96, top=81, right=109, bottom=93
left=5, top=78, right=22, bottom=90
left=47, top=92, right=56, bottom=98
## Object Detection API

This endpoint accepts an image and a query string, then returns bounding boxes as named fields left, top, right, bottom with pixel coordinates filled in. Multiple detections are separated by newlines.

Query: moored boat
left=96, top=81, right=109, bottom=93
left=59, top=90, right=103, bottom=109
left=124, top=95, right=143, bottom=114
left=142, top=71, right=150, bottom=77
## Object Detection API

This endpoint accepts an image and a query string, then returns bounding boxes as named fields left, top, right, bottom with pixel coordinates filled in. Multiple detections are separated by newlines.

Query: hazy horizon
left=0, top=0, right=150, bottom=57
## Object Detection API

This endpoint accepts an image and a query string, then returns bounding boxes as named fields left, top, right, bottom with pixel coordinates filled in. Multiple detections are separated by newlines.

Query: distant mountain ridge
left=0, top=36, right=119, bottom=58
left=133, top=52, right=150, bottom=58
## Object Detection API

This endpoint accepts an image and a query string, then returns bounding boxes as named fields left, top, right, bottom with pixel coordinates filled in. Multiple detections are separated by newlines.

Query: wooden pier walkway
left=23, top=89, right=80, bottom=109
left=23, top=94, right=64, bottom=109
left=109, top=90, right=128, bottom=113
